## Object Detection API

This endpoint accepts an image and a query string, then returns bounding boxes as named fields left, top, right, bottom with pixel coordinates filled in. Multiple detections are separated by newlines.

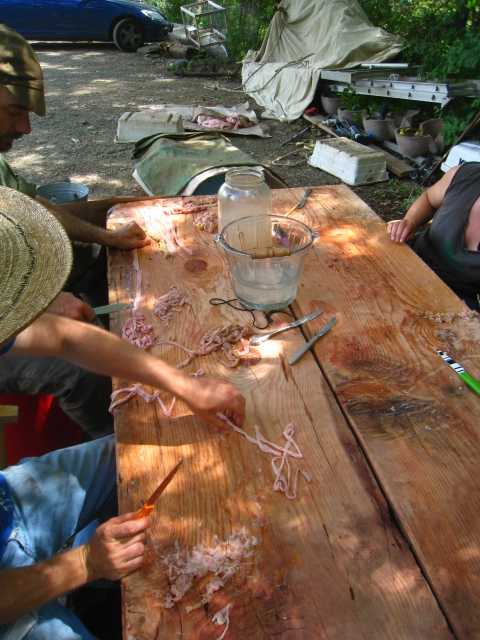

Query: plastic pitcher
left=216, top=214, right=317, bottom=311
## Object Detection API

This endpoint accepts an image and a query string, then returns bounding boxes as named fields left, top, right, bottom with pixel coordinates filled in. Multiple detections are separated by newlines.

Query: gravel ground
left=6, top=43, right=420, bottom=219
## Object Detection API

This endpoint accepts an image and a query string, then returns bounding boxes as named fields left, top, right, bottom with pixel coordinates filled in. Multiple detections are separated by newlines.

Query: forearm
left=0, top=547, right=87, bottom=624
left=37, top=197, right=111, bottom=245
left=59, top=197, right=143, bottom=226
left=13, top=314, right=190, bottom=400
left=54, top=196, right=157, bottom=226
left=403, top=191, right=436, bottom=230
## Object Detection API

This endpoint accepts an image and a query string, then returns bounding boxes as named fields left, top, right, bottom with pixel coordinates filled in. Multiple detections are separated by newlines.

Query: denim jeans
left=0, top=436, right=117, bottom=640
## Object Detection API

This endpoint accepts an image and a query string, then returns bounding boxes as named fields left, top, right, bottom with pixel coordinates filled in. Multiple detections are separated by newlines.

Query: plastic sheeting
left=242, top=0, right=404, bottom=121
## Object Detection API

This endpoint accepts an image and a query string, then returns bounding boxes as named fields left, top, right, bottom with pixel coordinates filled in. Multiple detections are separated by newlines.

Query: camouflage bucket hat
left=0, top=23, right=46, bottom=116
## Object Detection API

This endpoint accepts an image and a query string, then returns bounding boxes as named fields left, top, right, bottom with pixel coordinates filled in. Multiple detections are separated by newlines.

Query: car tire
left=112, top=18, right=144, bottom=52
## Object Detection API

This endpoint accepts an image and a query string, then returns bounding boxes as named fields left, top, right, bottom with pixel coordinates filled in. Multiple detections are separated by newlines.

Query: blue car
left=0, top=0, right=173, bottom=52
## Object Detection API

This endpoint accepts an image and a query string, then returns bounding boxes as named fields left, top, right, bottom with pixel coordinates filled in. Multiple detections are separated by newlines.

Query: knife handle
left=134, top=504, right=154, bottom=519
left=287, top=317, right=336, bottom=366
left=459, top=372, right=480, bottom=397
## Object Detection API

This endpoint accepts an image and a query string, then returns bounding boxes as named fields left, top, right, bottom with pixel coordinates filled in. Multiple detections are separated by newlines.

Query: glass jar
left=217, top=167, right=271, bottom=233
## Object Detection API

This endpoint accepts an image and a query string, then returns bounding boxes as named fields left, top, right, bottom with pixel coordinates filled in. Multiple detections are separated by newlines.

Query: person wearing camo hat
left=0, top=186, right=245, bottom=639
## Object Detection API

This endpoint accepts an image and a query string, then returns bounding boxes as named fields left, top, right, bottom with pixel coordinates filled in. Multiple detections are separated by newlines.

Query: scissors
left=135, top=458, right=183, bottom=518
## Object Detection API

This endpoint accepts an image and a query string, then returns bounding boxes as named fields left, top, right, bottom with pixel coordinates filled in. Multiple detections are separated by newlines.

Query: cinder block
left=308, top=137, right=388, bottom=186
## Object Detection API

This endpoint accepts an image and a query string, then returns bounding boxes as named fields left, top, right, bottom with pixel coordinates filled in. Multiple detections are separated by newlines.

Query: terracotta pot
left=421, top=118, right=443, bottom=138
left=362, top=117, right=396, bottom=142
left=395, top=130, right=431, bottom=158
left=321, top=95, right=342, bottom=115
left=420, top=118, right=444, bottom=154
left=337, top=107, right=362, bottom=125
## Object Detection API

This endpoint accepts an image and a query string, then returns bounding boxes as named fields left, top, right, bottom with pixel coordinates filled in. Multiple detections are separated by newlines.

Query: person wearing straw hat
left=0, top=186, right=245, bottom=639
left=0, top=24, right=150, bottom=436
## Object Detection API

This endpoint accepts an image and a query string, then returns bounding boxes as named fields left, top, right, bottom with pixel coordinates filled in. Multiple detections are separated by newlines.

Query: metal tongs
left=135, top=459, right=183, bottom=518
left=250, top=307, right=323, bottom=346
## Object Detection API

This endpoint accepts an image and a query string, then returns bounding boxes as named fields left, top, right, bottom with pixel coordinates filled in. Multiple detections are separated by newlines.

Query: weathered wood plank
left=288, top=185, right=480, bottom=638
left=369, top=144, right=414, bottom=178
left=108, top=195, right=452, bottom=640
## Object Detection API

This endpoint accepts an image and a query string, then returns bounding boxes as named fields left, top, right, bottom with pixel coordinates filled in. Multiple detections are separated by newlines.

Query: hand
left=107, top=221, right=151, bottom=250
left=46, top=292, right=95, bottom=322
left=184, top=377, right=246, bottom=429
left=387, top=219, right=414, bottom=243
left=81, top=512, right=151, bottom=582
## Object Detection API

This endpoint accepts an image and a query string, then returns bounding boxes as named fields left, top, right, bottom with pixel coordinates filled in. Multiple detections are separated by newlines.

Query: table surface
left=108, top=186, right=480, bottom=640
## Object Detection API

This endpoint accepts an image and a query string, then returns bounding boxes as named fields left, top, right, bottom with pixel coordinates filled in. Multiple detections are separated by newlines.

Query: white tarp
left=242, top=0, right=404, bottom=121
left=116, top=102, right=270, bottom=142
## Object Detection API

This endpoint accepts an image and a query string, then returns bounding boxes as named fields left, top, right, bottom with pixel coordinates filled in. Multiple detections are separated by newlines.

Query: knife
left=93, top=302, right=132, bottom=316
left=250, top=307, right=323, bottom=346
left=285, top=188, right=312, bottom=216
left=288, top=316, right=337, bottom=365
left=135, top=458, right=183, bottom=518
left=436, top=350, right=480, bottom=396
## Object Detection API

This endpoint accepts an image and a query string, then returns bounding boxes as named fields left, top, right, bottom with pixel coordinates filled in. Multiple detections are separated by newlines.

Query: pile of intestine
left=157, top=324, right=252, bottom=369
left=121, top=250, right=156, bottom=349
left=154, top=285, right=189, bottom=323
left=192, top=207, right=218, bottom=234
left=159, top=528, right=257, bottom=609
left=109, top=198, right=218, bottom=245
left=212, top=604, right=233, bottom=640
left=109, top=383, right=176, bottom=415
left=218, top=414, right=310, bottom=500
left=109, top=369, right=204, bottom=415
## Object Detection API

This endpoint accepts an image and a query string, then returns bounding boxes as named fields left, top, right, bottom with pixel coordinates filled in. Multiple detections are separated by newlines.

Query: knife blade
left=250, top=307, right=323, bottom=345
left=288, top=316, right=337, bottom=365
left=285, top=188, right=312, bottom=216
left=93, top=302, right=132, bottom=316
left=437, top=350, right=480, bottom=396
left=135, top=459, right=183, bottom=518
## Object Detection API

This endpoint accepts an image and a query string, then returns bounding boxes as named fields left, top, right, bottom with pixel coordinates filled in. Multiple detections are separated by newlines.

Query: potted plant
left=336, top=87, right=363, bottom=124
left=320, top=91, right=342, bottom=115
left=395, top=117, right=444, bottom=157
left=362, top=105, right=396, bottom=142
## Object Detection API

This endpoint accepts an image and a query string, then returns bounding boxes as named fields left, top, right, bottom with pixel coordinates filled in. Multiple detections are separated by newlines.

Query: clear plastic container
left=217, top=167, right=271, bottom=233
left=216, top=214, right=317, bottom=311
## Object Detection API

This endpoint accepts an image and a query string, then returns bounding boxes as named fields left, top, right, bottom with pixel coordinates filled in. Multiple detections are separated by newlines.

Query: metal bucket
left=36, top=181, right=89, bottom=204
left=216, top=214, right=317, bottom=311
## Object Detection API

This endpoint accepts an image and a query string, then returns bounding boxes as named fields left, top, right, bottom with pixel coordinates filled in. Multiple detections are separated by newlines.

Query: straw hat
left=0, top=187, right=72, bottom=344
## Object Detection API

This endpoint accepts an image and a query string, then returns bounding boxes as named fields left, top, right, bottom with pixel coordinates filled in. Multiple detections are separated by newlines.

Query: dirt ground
left=7, top=43, right=422, bottom=221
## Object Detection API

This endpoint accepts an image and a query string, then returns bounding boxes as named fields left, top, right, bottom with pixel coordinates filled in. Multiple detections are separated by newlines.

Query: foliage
left=358, top=0, right=480, bottom=80
left=151, top=1, right=480, bottom=140
left=436, top=97, right=480, bottom=146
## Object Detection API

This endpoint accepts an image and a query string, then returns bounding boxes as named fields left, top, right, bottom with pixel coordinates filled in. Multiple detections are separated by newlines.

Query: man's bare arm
left=0, top=511, right=150, bottom=624
left=36, top=197, right=150, bottom=249
left=0, top=547, right=87, bottom=624
left=12, top=314, right=245, bottom=428
left=37, top=195, right=149, bottom=226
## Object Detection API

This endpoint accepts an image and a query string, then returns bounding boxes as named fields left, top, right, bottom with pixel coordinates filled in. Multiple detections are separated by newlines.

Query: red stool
left=0, top=393, right=85, bottom=466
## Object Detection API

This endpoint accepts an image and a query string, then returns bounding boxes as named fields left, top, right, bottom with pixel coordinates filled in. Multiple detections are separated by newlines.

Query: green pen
left=437, top=350, right=480, bottom=396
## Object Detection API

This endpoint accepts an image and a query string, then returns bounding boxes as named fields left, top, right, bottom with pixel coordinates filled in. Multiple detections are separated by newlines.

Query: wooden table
left=108, top=186, right=480, bottom=640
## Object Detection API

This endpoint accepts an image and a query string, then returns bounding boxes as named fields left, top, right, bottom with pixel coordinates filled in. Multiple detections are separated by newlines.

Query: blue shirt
left=0, top=473, right=14, bottom=561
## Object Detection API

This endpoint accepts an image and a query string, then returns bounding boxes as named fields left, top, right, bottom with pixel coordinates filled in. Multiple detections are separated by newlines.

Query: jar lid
left=225, top=167, right=265, bottom=188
